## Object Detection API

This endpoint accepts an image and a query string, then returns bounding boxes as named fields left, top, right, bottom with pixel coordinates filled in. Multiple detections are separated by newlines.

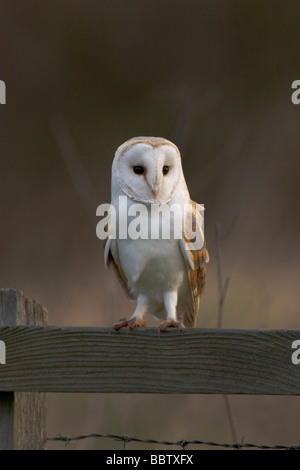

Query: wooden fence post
left=0, top=289, right=48, bottom=450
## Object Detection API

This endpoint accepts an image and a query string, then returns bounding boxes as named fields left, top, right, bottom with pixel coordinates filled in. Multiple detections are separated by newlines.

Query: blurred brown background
left=0, top=0, right=300, bottom=450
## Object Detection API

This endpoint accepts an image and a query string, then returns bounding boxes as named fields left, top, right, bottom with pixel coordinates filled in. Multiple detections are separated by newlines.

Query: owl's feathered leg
left=159, top=291, right=185, bottom=331
left=113, top=294, right=148, bottom=330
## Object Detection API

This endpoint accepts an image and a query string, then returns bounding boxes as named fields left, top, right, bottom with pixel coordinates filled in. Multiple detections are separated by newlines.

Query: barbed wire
left=47, top=433, right=300, bottom=450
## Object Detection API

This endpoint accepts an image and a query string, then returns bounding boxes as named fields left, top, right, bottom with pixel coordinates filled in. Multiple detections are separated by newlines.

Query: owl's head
left=112, top=136, right=186, bottom=205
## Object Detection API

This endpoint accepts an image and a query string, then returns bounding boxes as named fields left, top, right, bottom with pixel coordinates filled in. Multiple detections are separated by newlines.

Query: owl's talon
left=113, top=318, right=146, bottom=330
left=129, top=318, right=146, bottom=330
left=113, top=318, right=129, bottom=330
left=159, top=319, right=185, bottom=332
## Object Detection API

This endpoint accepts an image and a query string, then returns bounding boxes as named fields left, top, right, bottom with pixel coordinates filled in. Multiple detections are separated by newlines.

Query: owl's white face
left=114, top=137, right=183, bottom=205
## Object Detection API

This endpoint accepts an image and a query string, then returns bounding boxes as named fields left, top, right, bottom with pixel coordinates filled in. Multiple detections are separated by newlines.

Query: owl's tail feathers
left=182, top=308, right=198, bottom=328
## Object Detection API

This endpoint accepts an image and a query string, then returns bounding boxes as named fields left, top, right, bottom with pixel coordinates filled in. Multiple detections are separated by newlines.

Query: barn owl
left=104, top=136, right=209, bottom=331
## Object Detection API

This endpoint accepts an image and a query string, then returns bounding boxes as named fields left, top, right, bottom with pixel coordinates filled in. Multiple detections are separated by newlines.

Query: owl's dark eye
left=133, top=165, right=144, bottom=175
left=162, top=165, right=169, bottom=175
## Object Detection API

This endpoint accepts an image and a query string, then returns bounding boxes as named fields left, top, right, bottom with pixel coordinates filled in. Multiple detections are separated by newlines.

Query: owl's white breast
left=110, top=191, right=189, bottom=303
left=117, top=236, right=186, bottom=302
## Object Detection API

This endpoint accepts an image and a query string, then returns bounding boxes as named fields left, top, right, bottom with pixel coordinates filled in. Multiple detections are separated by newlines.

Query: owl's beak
left=146, top=176, right=160, bottom=199
left=151, top=186, right=159, bottom=199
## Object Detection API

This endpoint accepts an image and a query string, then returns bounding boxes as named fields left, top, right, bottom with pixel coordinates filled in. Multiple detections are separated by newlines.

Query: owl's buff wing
left=179, top=200, right=209, bottom=327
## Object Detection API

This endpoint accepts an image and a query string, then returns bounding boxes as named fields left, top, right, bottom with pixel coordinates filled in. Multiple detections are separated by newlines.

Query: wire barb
left=47, top=433, right=300, bottom=450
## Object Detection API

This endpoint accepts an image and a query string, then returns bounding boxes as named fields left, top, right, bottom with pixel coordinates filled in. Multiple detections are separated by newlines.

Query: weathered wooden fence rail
left=1, top=325, right=300, bottom=395
left=0, top=288, right=300, bottom=449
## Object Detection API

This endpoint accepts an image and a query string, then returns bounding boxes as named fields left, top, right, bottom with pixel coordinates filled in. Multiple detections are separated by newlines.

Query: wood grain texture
left=14, top=392, right=47, bottom=450
left=0, top=326, right=300, bottom=395
left=0, top=289, right=47, bottom=450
